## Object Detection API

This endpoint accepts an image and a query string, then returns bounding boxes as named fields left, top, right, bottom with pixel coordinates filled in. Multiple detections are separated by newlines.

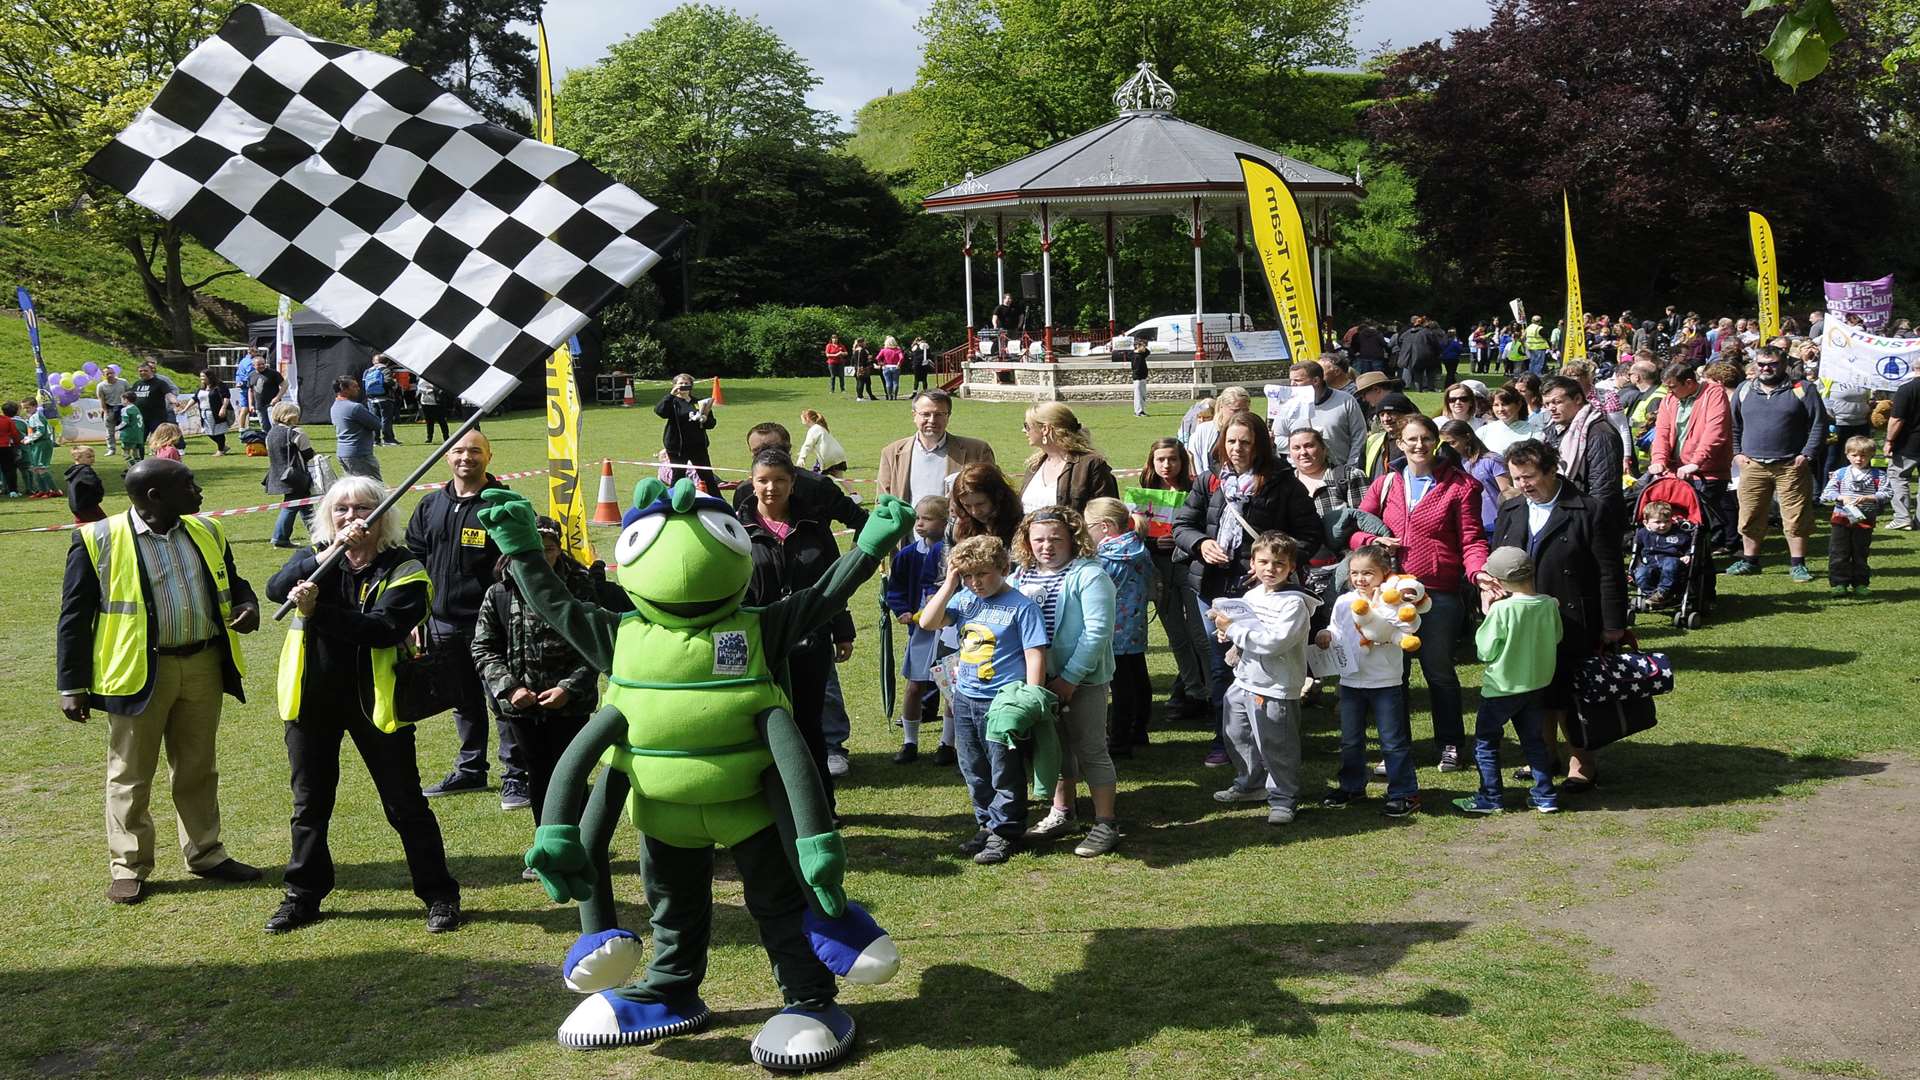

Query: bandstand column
left=962, top=217, right=977, bottom=356
left=1235, top=208, right=1247, bottom=319
left=994, top=215, right=1006, bottom=308
left=1040, top=203, right=1055, bottom=362
left=1105, top=213, right=1117, bottom=341
left=1190, top=198, right=1205, bottom=362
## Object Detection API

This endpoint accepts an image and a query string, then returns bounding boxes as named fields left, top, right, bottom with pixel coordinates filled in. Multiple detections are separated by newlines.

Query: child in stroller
left=1628, top=475, right=1714, bottom=628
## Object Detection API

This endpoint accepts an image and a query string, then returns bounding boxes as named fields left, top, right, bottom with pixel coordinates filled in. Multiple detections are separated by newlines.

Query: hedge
left=613, top=305, right=956, bottom=379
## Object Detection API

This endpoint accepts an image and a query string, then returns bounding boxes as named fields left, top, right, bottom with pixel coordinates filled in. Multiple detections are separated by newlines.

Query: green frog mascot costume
left=476, top=478, right=912, bottom=1068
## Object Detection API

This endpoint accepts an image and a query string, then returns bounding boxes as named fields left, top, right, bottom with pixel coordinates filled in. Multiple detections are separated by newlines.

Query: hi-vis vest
left=277, top=557, right=430, bottom=732
left=79, top=513, right=244, bottom=699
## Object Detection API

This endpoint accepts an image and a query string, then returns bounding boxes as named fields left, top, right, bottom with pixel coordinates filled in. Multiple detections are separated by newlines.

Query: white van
left=1107, top=313, right=1254, bottom=355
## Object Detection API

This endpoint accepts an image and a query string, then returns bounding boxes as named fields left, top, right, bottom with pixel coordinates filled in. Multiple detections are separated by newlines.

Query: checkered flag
left=84, top=4, right=683, bottom=410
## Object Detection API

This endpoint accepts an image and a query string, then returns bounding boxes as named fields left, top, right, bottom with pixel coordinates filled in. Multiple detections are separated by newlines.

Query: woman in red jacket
left=1350, top=413, right=1490, bottom=772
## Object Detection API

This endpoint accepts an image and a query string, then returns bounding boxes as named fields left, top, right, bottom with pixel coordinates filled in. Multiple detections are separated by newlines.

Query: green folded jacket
left=985, top=682, right=1063, bottom=799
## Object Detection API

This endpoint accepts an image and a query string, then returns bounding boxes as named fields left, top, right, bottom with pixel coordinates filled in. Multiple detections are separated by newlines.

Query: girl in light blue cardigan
left=1010, top=505, right=1121, bottom=857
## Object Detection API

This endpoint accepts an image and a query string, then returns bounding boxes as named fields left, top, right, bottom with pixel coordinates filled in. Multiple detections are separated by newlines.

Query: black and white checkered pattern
left=85, top=4, right=683, bottom=410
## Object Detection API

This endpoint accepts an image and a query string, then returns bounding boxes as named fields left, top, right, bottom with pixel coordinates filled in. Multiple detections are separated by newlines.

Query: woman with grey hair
left=262, top=475, right=460, bottom=936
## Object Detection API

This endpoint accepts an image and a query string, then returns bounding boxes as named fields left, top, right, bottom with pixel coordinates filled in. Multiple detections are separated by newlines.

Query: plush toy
left=1349, top=573, right=1430, bottom=652
left=476, top=479, right=915, bottom=1069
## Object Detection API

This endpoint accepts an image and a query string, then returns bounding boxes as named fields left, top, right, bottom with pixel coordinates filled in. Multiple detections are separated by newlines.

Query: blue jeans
left=271, top=505, right=312, bottom=546
left=1337, top=684, right=1416, bottom=800
left=1194, top=594, right=1233, bottom=748
left=1472, top=690, right=1556, bottom=810
left=369, top=396, right=396, bottom=443
left=1527, top=349, right=1550, bottom=375
left=949, top=692, right=1027, bottom=839
left=1633, top=555, right=1682, bottom=594
left=880, top=367, right=901, bottom=399
left=1401, top=588, right=1466, bottom=750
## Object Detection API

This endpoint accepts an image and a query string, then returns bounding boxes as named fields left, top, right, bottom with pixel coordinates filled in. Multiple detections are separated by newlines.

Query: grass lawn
left=1, top=377, right=1904, bottom=1077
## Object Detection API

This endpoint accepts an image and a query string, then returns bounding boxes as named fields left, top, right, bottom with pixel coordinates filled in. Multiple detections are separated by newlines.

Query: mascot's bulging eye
left=697, top=509, right=752, bottom=556
left=615, top=514, right=668, bottom=565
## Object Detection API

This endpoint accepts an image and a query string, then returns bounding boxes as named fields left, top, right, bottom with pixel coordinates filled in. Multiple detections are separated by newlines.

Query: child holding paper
left=1318, top=544, right=1420, bottom=817
left=1208, top=531, right=1317, bottom=826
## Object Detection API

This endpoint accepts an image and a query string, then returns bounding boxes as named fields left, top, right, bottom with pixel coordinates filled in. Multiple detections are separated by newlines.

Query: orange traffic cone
left=622, top=378, right=636, bottom=407
left=710, top=376, right=726, bottom=406
left=590, top=459, right=623, bottom=525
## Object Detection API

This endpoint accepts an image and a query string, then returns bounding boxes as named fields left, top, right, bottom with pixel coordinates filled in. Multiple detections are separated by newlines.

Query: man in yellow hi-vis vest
left=56, top=458, right=261, bottom=905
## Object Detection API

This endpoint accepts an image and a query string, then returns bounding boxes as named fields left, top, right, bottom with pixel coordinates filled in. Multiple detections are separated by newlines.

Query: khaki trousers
left=105, top=650, right=229, bottom=880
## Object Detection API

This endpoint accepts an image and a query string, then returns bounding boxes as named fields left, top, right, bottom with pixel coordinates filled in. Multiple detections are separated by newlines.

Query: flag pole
left=273, top=403, right=490, bottom=621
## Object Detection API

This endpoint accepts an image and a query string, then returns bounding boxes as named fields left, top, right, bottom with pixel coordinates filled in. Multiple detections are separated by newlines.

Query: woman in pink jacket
left=1350, top=413, right=1490, bottom=773
left=877, top=336, right=907, bottom=401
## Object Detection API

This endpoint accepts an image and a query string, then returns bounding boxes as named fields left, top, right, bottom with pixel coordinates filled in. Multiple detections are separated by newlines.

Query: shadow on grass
left=1666, top=644, right=1860, bottom=672
left=1564, top=744, right=1884, bottom=812
left=2, top=952, right=557, bottom=1076
left=655, top=919, right=1474, bottom=1070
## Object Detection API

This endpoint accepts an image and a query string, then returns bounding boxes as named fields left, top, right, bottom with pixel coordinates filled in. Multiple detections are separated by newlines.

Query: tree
left=1366, top=0, right=1918, bottom=318
left=909, top=0, right=1361, bottom=195
left=554, top=4, right=834, bottom=309
left=374, top=0, right=538, bottom=132
left=1748, top=0, right=1918, bottom=86
left=0, top=0, right=403, bottom=350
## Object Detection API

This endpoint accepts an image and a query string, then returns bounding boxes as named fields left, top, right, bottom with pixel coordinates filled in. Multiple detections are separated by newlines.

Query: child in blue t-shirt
left=918, top=533, right=1049, bottom=865
left=1085, top=496, right=1154, bottom=756
left=885, top=495, right=949, bottom=764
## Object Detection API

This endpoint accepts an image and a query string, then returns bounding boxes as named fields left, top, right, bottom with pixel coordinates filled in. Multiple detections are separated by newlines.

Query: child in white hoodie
left=1207, top=532, right=1319, bottom=825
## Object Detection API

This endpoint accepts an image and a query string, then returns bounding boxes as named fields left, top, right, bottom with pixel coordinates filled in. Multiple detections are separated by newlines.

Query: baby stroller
left=1625, top=474, right=1715, bottom=630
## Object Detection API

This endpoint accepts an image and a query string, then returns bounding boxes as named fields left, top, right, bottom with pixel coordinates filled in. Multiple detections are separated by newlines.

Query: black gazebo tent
left=245, top=310, right=373, bottom=425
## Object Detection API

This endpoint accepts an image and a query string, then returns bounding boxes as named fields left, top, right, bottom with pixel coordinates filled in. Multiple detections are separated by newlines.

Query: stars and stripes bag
left=1568, top=636, right=1670, bottom=751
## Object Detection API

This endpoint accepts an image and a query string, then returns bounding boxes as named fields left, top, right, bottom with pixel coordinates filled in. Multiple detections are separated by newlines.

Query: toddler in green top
left=1455, top=546, right=1563, bottom=815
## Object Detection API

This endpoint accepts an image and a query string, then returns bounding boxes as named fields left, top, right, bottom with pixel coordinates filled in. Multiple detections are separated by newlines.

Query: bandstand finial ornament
left=1114, top=61, right=1176, bottom=114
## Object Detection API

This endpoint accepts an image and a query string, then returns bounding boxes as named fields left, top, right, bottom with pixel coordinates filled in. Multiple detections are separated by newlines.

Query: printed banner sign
left=1749, top=212, right=1780, bottom=340
left=1820, top=320, right=1920, bottom=390
left=1824, top=275, right=1894, bottom=332
left=1262, top=383, right=1313, bottom=436
left=1225, top=330, right=1292, bottom=362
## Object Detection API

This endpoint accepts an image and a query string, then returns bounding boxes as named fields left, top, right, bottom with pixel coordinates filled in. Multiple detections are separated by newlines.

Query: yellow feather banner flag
left=1749, top=211, right=1780, bottom=340
left=1562, top=190, right=1586, bottom=362
left=1237, top=154, right=1320, bottom=362
left=539, top=20, right=592, bottom=566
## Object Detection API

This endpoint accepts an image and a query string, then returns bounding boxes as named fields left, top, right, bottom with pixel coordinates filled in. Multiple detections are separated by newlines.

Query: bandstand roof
left=921, top=63, right=1364, bottom=219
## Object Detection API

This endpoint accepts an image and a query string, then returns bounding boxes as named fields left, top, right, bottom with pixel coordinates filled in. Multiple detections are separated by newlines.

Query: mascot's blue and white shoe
left=803, top=901, right=900, bottom=985
left=557, top=992, right=711, bottom=1050
left=561, top=928, right=644, bottom=993
left=749, top=1004, right=857, bottom=1071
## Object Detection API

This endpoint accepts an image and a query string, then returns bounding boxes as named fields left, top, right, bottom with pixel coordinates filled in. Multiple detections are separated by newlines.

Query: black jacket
left=56, top=513, right=257, bottom=714
left=740, top=499, right=856, bottom=644
left=405, top=475, right=510, bottom=624
left=1171, top=465, right=1326, bottom=600
left=1556, top=414, right=1627, bottom=534
left=473, top=557, right=600, bottom=720
left=1489, top=483, right=1627, bottom=641
left=267, top=545, right=428, bottom=724
left=654, top=394, right=716, bottom=458
left=65, top=464, right=104, bottom=518
left=731, top=468, right=869, bottom=533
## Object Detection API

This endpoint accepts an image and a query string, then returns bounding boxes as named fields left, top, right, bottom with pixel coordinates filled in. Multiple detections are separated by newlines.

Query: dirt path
left=1430, top=761, right=1920, bottom=1078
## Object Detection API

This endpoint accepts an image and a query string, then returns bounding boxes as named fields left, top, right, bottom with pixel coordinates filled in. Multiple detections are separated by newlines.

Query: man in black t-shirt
left=1884, top=378, right=1920, bottom=528
left=249, top=352, right=284, bottom=432
left=991, top=293, right=1021, bottom=354
left=127, top=361, right=181, bottom=432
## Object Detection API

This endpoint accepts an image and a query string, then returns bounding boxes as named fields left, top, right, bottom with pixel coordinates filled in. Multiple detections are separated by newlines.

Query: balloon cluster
left=43, top=361, right=121, bottom=414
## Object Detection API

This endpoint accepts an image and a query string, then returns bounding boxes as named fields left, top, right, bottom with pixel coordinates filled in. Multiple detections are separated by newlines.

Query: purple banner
left=1824, top=275, right=1895, bottom=332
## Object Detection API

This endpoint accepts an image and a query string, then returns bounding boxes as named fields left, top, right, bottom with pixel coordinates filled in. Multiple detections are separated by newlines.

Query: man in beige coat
left=875, top=389, right=996, bottom=505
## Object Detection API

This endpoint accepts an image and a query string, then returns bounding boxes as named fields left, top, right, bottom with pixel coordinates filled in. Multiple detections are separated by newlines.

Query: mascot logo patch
left=712, top=631, right=748, bottom=675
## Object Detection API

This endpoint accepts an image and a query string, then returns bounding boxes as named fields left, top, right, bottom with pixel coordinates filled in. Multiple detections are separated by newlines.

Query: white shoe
left=1025, top=807, right=1076, bottom=839
left=1213, top=786, right=1267, bottom=804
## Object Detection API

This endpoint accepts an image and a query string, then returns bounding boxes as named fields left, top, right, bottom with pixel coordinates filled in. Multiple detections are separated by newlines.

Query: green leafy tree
left=374, top=0, right=538, bottom=132
left=1748, top=0, right=1918, bottom=85
left=0, top=0, right=403, bottom=350
left=909, top=0, right=1360, bottom=194
left=554, top=3, right=833, bottom=309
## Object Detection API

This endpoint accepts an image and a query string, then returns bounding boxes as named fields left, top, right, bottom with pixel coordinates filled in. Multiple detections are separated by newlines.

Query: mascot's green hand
left=795, top=831, right=848, bottom=918
left=477, top=489, right=542, bottom=557
left=856, top=495, right=915, bottom=558
left=525, top=823, right=595, bottom=904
